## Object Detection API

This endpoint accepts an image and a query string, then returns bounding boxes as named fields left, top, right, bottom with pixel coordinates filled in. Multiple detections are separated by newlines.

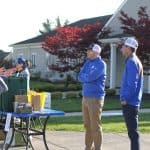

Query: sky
left=0, top=0, right=124, bottom=52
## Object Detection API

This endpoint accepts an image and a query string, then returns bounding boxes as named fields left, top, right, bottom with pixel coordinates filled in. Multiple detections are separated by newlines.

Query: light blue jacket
left=120, top=53, right=143, bottom=107
left=16, top=68, right=30, bottom=91
left=78, top=56, right=107, bottom=99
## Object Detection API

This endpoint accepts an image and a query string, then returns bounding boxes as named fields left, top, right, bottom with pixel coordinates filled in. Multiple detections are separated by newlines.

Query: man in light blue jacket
left=120, top=38, right=143, bottom=150
left=78, top=43, right=106, bottom=150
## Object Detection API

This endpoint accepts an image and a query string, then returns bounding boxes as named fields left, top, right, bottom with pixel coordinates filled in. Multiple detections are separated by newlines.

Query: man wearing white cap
left=120, top=37, right=143, bottom=150
left=78, top=43, right=107, bottom=150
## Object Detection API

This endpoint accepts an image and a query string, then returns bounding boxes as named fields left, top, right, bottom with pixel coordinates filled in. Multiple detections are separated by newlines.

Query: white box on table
left=44, top=92, right=51, bottom=109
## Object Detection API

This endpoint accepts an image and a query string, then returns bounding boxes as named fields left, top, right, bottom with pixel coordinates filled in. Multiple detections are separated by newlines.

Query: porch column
left=110, top=43, right=117, bottom=89
left=147, top=69, right=150, bottom=93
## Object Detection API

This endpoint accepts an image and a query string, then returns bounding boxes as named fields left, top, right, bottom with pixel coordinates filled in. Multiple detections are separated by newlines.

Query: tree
left=55, top=16, right=61, bottom=28
left=39, top=17, right=69, bottom=35
left=119, top=7, right=150, bottom=74
left=42, top=22, right=110, bottom=73
left=39, top=19, right=52, bottom=35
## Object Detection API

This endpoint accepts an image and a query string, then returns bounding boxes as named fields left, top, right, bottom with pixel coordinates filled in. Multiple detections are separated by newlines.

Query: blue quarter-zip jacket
left=78, top=56, right=107, bottom=99
left=120, top=53, right=143, bottom=107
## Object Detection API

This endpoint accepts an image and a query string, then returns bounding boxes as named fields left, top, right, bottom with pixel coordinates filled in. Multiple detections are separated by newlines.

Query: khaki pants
left=82, top=97, right=104, bottom=150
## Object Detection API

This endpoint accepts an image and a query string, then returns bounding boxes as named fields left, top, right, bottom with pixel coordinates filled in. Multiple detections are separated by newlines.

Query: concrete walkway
left=1, top=131, right=150, bottom=150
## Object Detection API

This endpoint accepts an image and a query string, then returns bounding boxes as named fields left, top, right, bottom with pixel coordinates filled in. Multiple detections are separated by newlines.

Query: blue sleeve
left=78, top=62, right=106, bottom=83
left=78, top=68, right=86, bottom=83
left=123, top=60, right=138, bottom=101
left=78, top=60, right=89, bottom=82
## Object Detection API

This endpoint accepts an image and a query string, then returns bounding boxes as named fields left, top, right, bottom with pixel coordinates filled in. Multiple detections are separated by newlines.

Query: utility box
left=0, top=76, right=27, bottom=112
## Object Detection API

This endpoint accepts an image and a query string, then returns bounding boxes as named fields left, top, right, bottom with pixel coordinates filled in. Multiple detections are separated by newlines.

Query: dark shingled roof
left=11, top=30, right=56, bottom=46
left=68, top=15, right=112, bottom=27
left=99, top=33, right=131, bottom=39
left=0, top=50, right=10, bottom=59
left=11, top=15, right=112, bottom=46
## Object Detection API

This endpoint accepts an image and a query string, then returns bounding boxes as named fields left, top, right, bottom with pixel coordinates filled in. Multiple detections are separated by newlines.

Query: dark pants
left=122, top=104, right=140, bottom=150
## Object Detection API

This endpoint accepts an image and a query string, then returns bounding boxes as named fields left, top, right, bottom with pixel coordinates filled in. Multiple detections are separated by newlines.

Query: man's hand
left=0, top=67, right=17, bottom=77
left=0, top=67, right=5, bottom=73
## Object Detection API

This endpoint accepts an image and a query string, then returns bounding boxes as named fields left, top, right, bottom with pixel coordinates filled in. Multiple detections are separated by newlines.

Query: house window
left=31, top=53, right=36, bottom=68
left=47, top=54, right=55, bottom=65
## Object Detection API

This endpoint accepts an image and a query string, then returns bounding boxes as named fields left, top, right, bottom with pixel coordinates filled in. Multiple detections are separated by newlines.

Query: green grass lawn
left=41, top=113, right=150, bottom=133
left=30, top=80, right=150, bottom=112
left=51, top=96, right=150, bottom=112
left=30, top=80, right=150, bottom=133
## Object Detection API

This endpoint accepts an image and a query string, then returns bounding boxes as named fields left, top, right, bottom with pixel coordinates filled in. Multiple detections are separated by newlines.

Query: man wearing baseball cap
left=78, top=43, right=107, bottom=150
left=120, top=37, right=143, bottom=150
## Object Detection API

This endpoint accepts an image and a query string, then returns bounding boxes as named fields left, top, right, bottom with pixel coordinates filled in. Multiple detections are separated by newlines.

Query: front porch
left=100, top=37, right=150, bottom=94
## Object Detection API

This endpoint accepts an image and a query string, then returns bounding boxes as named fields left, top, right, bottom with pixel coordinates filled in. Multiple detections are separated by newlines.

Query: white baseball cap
left=88, top=43, right=102, bottom=53
left=124, top=38, right=138, bottom=50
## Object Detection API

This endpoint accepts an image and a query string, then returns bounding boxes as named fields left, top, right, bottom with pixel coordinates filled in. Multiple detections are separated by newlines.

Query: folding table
left=0, top=109, right=65, bottom=150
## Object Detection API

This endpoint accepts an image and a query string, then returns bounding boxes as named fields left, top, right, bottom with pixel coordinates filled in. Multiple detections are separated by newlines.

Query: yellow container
left=39, top=92, right=46, bottom=109
left=27, top=90, right=36, bottom=103
left=27, top=91, right=46, bottom=109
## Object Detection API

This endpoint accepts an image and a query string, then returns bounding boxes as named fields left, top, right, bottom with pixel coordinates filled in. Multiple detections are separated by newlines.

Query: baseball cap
left=17, top=57, right=26, bottom=64
left=87, top=43, right=102, bottom=53
left=17, top=57, right=27, bottom=70
left=124, top=38, right=138, bottom=50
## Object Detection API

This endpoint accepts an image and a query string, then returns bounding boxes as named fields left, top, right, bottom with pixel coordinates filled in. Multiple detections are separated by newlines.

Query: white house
left=10, top=15, right=111, bottom=81
left=10, top=0, right=150, bottom=93
left=98, top=0, right=150, bottom=93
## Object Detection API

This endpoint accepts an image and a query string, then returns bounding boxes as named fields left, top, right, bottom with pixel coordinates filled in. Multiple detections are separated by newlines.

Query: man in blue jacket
left=120, top=38, right=143, bottom=150
left=78, top=43, right=106, bottom=150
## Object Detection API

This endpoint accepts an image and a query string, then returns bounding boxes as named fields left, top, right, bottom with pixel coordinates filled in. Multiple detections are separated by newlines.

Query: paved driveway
left=1, top=131, right=149, bottom=150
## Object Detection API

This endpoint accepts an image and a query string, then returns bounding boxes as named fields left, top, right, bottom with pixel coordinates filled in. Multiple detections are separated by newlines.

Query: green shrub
left=66, top=92, right=77, bottom=99
left=74, top=83, right=82, bottom=90
left=30, top=81, right=55, bottom=92
left=106, top=89, right=116, bottom=96
left=47, top=84, right=56, bottom=91
left=41, top=84, right=55, bottom=92
left=30, top=72, right=41, bottom=80
left=67, top=84, right=78, bottom=91
left=78, top=91, right=82, bottom=98
left=51, top=92, right=62, bottom=99
left=53, top=84, right=65, bottom=91
left=30, top=80, right=82, bottom=92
